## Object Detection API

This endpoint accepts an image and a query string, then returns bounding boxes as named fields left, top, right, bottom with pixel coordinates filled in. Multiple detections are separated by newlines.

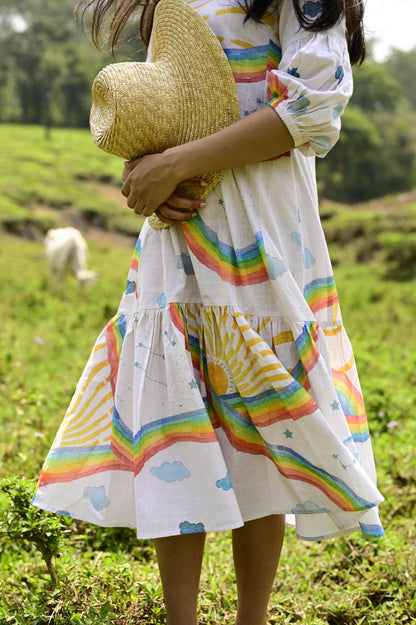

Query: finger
left=121, top=179, right=130, bottom=198
left=166, top=193, right=207, bottom=211
left=158, top=203, right=198, bottom=221
left=177, top=177, right=208, bottom=188
left=154, top=207, right=192, bottom=227
left=153, top=208, right=177, bottom=226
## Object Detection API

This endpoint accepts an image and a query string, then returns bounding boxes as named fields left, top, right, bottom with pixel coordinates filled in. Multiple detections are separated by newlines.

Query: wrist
left=163, top=143, right=196, bottom=182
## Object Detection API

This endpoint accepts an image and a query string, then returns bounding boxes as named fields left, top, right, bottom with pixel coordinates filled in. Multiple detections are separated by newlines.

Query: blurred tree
left=385, top=47, right=416, bottom=110
left=317, top=62, right=416, bottom=202
left=0, top=0, right=144, bottom=128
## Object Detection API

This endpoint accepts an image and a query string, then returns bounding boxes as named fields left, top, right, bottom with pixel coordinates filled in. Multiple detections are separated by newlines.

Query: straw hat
left=90, top=0, right=240, bottom=229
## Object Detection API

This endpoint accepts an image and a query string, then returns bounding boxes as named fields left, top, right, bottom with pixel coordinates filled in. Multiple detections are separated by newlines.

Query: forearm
left=165, top=106, right=294, bottom=181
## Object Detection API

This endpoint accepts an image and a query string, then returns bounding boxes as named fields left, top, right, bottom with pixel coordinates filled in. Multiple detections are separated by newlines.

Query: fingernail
left=199, top=202, right=207, bottom=208
left=200, top=181, right=208, bottom=186
left=192, top=211, right=198, bottom=217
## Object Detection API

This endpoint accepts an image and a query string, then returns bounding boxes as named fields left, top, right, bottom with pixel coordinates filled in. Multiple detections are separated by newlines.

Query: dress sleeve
left=267, top=0, right=353, bottom=157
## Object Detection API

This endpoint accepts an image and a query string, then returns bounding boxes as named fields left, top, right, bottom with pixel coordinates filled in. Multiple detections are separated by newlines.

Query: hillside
left=1, top=124, right=416, bottom=624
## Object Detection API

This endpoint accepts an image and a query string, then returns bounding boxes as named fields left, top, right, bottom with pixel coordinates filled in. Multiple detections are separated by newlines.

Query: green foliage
left=386, top=47, right=416, bottom=111
left=318, top=66, right=416, bottom=203
left=0, top=128, right=416, bottom=622
left=0, top=477, right=68, bottom=587
left=378, top=231, right=416, bottom=274
left=349, top=62, right=401, bottom=114
left=0, top=0, right=145, bottom=129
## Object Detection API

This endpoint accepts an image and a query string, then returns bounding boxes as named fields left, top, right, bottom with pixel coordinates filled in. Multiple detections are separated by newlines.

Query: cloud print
left=176, top=253, right=195, bottom=275
left=290, top=232, right=302, bottom=247
left=303, top=1, right=324, bottom=18
left=303, top=249, right=316, bottom=269
left=83, top=486, right=110, bottom=511
left=125, top=280, right=136, bottom=294
left=150, top=461, right=191, bottom=483
left=157, top=292, right=167, bottom=308
left=288, top=96, right=311, bottom=116
left=309, top=135, right=332, bottom=156
left=179, top=521, right=206, bottom=534
left=216, top=473, right=233, bottom=491
left=266, top=254, right=288, bottom=279
left=291, top=500, right=329, bottom=515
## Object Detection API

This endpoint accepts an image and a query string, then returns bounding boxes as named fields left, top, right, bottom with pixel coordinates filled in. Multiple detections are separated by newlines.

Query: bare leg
left=154, top=532, right=206, bottom=625
left=232, top=515, right=285, bottom=625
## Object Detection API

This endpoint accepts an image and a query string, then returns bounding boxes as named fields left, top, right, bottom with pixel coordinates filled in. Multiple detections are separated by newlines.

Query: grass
left=0, top=124, right=416, bottom=623
left=1, top=231, right=415, bottom=624
left=0, top=124, right=145, bottom=237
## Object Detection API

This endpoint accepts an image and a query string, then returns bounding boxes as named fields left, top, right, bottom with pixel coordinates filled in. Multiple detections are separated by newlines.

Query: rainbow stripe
left=304, top=276, right=339, bottom=315
left=243, top=382, right=318, bottom=423
left=183, top=216, right=269, bottom=285
left=129, top=237, right=141, bottom=273
left=39, top=407, right=218, bottom=485
left=224, top=40, right=281, bottom=83
left=210, top=391, right=273, bottom=457
left=267, top=444, right=375, bottom=511
left=38, top=444, right=124, bottom=486
left=105, top=314, right=127, bottom=394
left=133, top=409, right=217, bottom=474
left=210, top=390, right=374, bottom=512
left=295, top=322, right=320, bottom=373
left=332, top=369, right=369, bottom=442
left=359, top=522, right=384, bottom=537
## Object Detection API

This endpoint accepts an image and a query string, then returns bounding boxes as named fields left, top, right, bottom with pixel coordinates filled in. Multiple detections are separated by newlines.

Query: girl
left=33, top=1, right=383, bottom=623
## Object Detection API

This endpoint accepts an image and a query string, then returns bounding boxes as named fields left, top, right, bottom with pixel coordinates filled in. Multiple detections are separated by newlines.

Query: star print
left=218, top=198, right=224, bottom=206
left=188, top=380, right=198, bottom=390
left=284, top=429, right=293, bottom=439
left=332, top=454, right=339, bottom=460
left=256, top=97, right=263, bottom=105
left=331, top=400, right=340, bottom=411
left=288, top=67, right=300, bottom=78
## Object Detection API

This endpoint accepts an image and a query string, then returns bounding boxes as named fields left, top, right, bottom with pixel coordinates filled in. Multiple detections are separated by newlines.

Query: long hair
left=76, top=0, right=365, bottom=65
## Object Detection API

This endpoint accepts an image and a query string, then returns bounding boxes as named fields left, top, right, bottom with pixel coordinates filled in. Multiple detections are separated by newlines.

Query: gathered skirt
left=33, top=161, right=384, bottom=540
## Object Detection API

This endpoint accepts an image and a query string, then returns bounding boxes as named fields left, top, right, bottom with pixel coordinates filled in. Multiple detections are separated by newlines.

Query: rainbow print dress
left=33, top=0, right=383, bottom=540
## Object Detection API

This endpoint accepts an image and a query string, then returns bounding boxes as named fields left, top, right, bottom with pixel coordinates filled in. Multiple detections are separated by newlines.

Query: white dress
left=33, top=0, right=384, bottom=541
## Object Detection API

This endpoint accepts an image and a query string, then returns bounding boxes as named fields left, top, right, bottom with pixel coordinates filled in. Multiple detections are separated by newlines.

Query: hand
left=121, top=153, right=206, bottom=223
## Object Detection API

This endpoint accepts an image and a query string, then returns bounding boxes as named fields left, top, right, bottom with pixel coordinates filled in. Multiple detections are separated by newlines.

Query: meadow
left=0, top=125, right=415, bottom=624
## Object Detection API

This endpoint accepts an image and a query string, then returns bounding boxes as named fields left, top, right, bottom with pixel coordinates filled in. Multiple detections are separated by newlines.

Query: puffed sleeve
left=267, top=0, right=353, bottom=157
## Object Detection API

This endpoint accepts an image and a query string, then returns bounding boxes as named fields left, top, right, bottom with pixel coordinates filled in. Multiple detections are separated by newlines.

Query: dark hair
left=77, top=0, right=365, bottom=65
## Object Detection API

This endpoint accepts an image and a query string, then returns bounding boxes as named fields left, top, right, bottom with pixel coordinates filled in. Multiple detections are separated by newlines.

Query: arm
left=121, top=105, right=293, bottom=222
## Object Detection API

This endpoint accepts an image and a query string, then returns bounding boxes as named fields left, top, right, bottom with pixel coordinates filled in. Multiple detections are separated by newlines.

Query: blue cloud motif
left=83, top=486, right=110, bottom=511
left=335, top=65, right=344, bottom=84
left=157, top=292, right=167, bottom=308
left=150, top=461, right=191, bottom=483
left=303, top=248, right=316, bottom=269
left=291, top=500, right=329, bottom=514
left=287, top=67, right=300, bottom=78
left=290, top=232, right=302, bottom=247
left=303, top=1, right=324, bottom=18
left=56, top=510, right=72, bottom=518
left=309, top=135, right=332, bottom=156
left=179, top=521, right=206, bottom=534
left=287, top=96, right=311, bottom=117
left=125, top=280, right=136, bottom=294
left=343, top=436, right=360, bottom=462
left=266, top=254, right=288, bottom=279
left=333, top=104, right=343, bottom=119
left=216, top=473, right=233, bottom=491
left=176, top=253, right=195, bottom=275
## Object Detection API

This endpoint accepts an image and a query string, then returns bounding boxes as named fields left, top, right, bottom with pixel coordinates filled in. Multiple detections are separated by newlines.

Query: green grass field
left=0, top=125, right=415, bottom=624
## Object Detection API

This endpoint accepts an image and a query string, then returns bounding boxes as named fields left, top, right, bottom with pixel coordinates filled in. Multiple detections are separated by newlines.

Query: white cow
left=45, top=227, right=98, bottom=286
